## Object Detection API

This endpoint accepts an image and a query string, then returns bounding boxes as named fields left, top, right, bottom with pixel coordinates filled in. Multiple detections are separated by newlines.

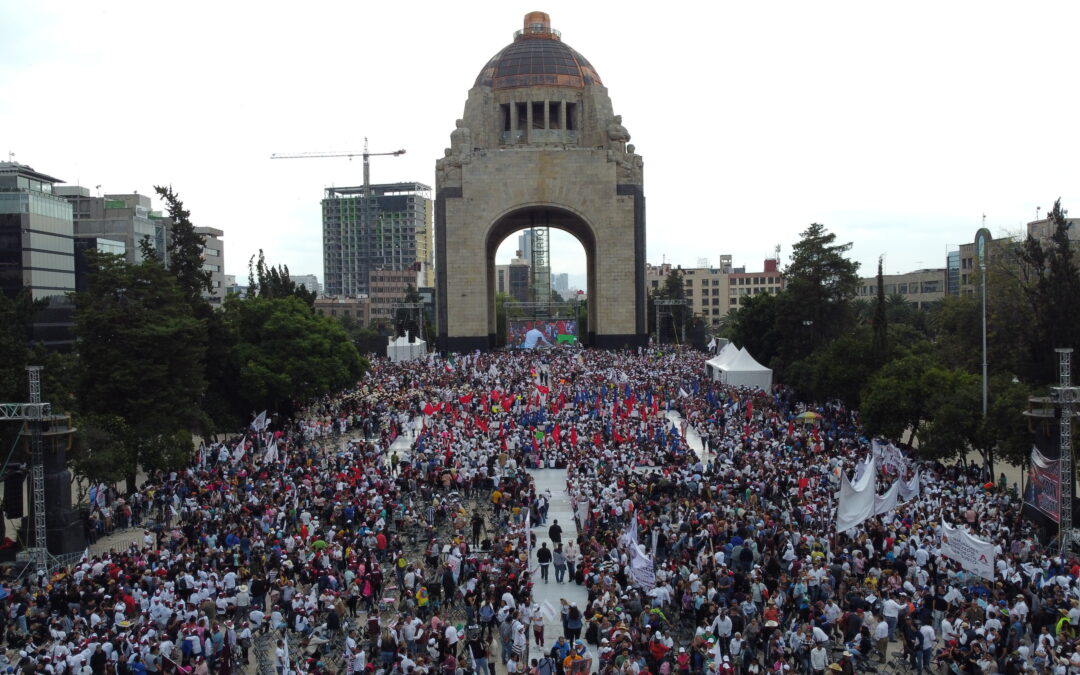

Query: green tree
left=1013, top=199, right=1080, bottom=384
left=860, top=353, right=937, bottom=443
left=977, top=374, right=1033, bottom=471
left=73, top=251, right=208, bottom=488
left=723, top=292, right=786, bottom=370
left=0, top=290, right=35, bottom=402
left=781, top=223, right=861, bottom=359
left=929, top=295, right=981, bottom=372
left=154, top=185, right=213, bottom=303
left=247, top=250, right=317, bottom=307
left=338, top=314, right=386, bottom=355
left=227, top=295, right=365, bottom=418
left=918, top=367, right=982, bottom=462
left=786, top=327, right=879, bottom=406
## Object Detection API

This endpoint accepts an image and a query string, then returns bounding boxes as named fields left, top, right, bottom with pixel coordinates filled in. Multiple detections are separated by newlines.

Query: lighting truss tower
left=0, top=366, right=51, bottom=573
left=655, top=298, right=689, bottom=345
left=529, top=219, right=551, bottom=310
left=1054, top=348, right=1080, bottom=553
left=391, top=301, right=427, bottom=342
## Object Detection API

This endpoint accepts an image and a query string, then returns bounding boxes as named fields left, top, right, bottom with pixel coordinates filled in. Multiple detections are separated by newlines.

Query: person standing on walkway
left=563, top=540, right=579, bottom=582
left=537, top=543, right=553, bottom=583
left=471, top=512, right=485, bottom=547
left=548, top=520, right=562, bottom=547
left=553, top=546, right=567, bottom=584
left=530, top=604, right=546, bottom=648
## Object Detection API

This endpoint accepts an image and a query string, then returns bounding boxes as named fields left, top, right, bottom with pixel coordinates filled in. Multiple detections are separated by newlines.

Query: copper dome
left=474, top=12, right=603, bottom=90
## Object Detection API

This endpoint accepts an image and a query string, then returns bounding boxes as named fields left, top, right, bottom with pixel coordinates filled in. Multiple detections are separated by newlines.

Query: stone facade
left=435, top=12, right=646, bottom=352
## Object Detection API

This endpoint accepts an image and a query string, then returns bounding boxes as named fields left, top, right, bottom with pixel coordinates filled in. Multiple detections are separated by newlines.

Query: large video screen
left=509, top=319, right=578, bottom=349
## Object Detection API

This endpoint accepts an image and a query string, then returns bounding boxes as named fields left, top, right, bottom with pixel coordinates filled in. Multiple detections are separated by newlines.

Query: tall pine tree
left=155, top=185, right=213, bottom=305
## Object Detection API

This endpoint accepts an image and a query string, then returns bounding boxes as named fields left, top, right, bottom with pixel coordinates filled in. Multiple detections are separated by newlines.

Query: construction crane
left=271, top=138, right=405, bottom=296
left=271, top=138, right=405, bottom=194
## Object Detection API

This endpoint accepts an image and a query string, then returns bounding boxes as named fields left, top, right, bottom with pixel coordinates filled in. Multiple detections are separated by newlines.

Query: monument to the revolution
left=435, top=11, right=647, bottom=352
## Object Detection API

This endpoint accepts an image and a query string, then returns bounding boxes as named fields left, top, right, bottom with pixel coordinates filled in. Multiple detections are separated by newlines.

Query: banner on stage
left=1026, top=447, right=1061, bottom=523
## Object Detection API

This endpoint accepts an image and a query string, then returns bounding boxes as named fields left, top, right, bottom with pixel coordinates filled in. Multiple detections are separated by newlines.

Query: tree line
left=0, top=187, right=366, bottom=489
left=722, top=202, right=1080, bottom=474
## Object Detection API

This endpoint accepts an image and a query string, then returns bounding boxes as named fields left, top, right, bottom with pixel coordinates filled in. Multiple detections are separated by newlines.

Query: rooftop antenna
left=1037, top=206, right=1042, bottom=221
left=7, top=151, right=14, bottom=162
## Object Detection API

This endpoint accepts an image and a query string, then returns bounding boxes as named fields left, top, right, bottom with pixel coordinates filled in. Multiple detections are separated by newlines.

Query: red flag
left=423, top=403, right=436, bottom=416
left=593, top=432, right=603, bottom=448
left=570, top=426, right=578, bottom=446
left=459, top=393, right=473, bottom=405
left=553, top=424, right=561, bottom=445
left=746, top=400, right=753, bottom=419
left=535, top=383, right=550, bottom=395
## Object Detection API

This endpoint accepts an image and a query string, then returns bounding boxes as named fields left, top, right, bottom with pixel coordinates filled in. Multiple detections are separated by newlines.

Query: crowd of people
left=0, top=346, right=1073, bottom=675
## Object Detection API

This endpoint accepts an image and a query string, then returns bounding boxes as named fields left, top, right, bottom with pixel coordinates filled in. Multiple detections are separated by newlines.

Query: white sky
left=4, top=1, right=1079, bottom=285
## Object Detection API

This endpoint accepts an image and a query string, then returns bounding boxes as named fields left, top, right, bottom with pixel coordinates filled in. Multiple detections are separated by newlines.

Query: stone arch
left=483, top=204, right=599, bottom=346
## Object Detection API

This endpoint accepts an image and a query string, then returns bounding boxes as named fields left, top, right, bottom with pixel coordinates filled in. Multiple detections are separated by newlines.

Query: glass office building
left=0, top=162, right=77, bottom=348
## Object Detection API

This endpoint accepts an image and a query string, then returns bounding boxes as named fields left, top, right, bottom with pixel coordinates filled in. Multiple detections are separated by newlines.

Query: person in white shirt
left=918, top=622, right=935, bottom=672
left=809, top=644, right=828, bottom=674
left=873, top=616, right=889, bottom=664
left=881, top=596, right=902, bottom=640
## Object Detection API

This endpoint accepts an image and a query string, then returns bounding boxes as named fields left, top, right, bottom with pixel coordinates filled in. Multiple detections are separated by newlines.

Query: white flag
left=836, top=457, right=877, bottom=533
left=621, top=516, right=639, bottom=550
left=874, top=480, right=900, bottom=516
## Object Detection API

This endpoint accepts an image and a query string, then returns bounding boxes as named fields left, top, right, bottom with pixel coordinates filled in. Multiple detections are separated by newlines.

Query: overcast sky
left=4, top=1, right=1079, bottom=285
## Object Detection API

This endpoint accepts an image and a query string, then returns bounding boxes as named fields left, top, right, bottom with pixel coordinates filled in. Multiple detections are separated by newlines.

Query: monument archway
left=435, top=11, right=647, bottom=352
left=485, top=205, right=597, bottom=346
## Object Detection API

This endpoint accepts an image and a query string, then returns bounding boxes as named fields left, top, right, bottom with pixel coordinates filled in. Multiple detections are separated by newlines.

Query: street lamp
left=975, top=226, right=991, bottom=419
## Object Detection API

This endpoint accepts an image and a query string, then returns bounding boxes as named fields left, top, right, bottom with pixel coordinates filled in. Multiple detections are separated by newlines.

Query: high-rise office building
left=946, top=250, right=960, bottom=295
left=0, top=162, right=77, bottom=347
left=289, top=274, right=321, bottom=297
left=54, top=187, right=169, bottom=264
left=74, top=237, right=126, bottom=292
left=322, top=182, right=432, bottom=297
left=552, top=272, right=569, bottom=293
left=194, top=226, right=225, bottom=306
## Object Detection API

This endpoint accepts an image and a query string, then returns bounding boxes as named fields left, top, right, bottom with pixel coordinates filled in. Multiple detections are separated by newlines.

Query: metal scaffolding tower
left=1054, top=348, right=1080, bottom=553
left=0, top=367, right=51, bottom=574
left=529, top=217, right=551, bottom=308
left=655, top=298, right=688, bottom=345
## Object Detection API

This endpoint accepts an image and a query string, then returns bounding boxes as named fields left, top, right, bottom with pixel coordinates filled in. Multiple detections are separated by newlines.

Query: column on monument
left=544, top=99, right=550, bottom=132
left=510, top=100, right=519, bottom=142
left=526, top=100, right=533, bottom=143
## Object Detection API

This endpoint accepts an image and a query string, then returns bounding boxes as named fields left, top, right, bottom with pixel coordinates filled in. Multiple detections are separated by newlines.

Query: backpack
left=480, top=605, right=495, bottom=623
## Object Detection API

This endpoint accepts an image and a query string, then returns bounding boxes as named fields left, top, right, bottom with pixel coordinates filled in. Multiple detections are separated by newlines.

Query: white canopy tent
left=386, top=333, right=427, bottom=363
left=707, top=346, right=773, bottom=391
left=705, top=343, right=739, bottom=379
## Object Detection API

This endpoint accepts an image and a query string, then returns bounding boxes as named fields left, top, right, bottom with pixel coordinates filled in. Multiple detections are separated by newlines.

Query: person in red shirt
left=649, top=632, right=670, bottom=669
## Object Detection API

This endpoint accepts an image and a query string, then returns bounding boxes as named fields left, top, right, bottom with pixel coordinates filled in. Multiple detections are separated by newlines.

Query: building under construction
left=321, top=182, right=433, bottom=298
